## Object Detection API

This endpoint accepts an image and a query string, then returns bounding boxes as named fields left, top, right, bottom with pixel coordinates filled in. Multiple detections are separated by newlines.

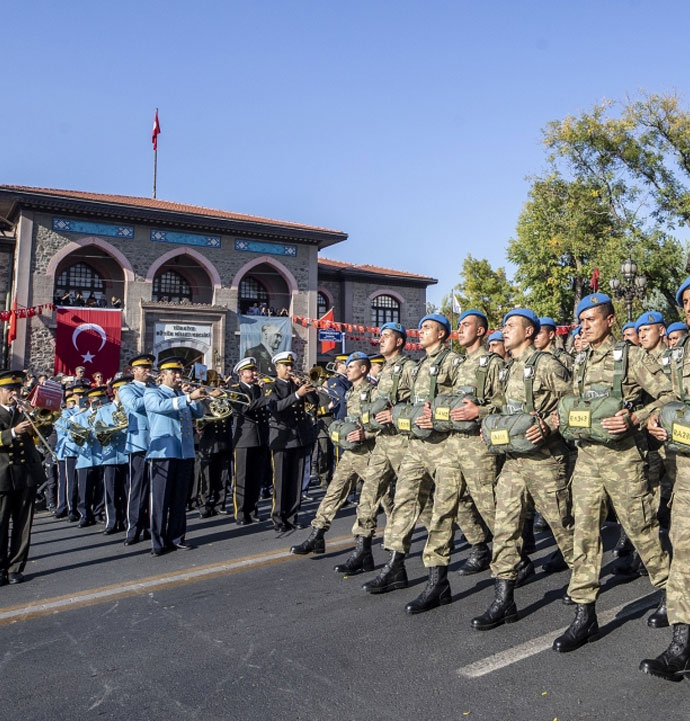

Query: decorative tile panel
left=234, top=239, right=297, bottom=256
left=52, top=217, right=134, bottom=239
left=150, top=229, right=221, bottom=248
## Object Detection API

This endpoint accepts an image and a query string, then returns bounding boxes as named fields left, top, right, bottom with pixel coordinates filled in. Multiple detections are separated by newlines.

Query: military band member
left=197, top=393, right=233, bottom=519
left=472, top=309, right=574, bottom=632
left=0, top=370, right=46, bottom=584
left=291, top=352, right=375, bottom=555
left=641, top=276, right=690, bottom=681
left=368, top=354, right=385, bottom=383
left=552, top=293, right=673, bottom=653
left=53, top=392, right=78, bottom=519
left=144, top=357, right=205, bottom=556
left=535, top=317, right=574, bottom=373
left=60, top=385, right=89, bottom=522
left=119, top=353, right=155, bottom=546
left=265, top=351, right=318, bottom=532
left=95, top=377, right=130, bottom=534
left=230, top=357, right=270, bottom=525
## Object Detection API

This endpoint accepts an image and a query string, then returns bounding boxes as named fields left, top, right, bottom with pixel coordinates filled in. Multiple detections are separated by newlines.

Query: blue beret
left=502, top=308, right=541, bottom=333
left=487, top=331, right=504, bottom=343
left=572, top=325, right=581, bottom=337
left=539, top=317, right=557, bottom=330
left=346, top=351, right=370, bottom=365
left=379, top=321, right=407, bottom=341
left=458, top=309, right=488, bottom=326
left=576, top=293, right=613, bottom=319
left=667, top=322, right=688, bottom=335
left=634, top=311, right=665, bottom=333
left=676, top=277, right=690, bottom=306
left=418, top=313, right=451, bottom=337
left=621, top=322, right=636, bottom=333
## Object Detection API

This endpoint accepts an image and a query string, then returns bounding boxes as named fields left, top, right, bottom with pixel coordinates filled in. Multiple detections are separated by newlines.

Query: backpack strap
left=522, top=350, right=544, bottom=414
left=475, top=352, right=501, bottom=404
left=671, top=335, right=690, bottom=402
left=426, top=347, right=451, bottom=401
left=388, top=356, right=411, bottom=403
left=611, top=342, right=629, bottom=400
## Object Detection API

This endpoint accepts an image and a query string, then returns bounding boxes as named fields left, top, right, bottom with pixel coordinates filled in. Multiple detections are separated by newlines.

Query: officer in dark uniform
left=265, top=351, right=318, bottom=532
left=228, top=357, right=270, bottom=523
left=0, top=370, right=46, bottom=584
left=197, top=390, right=233, bottom=519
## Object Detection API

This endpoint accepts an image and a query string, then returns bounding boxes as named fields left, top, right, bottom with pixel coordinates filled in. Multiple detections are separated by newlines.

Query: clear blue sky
left=4, top=0, right=689, bottom=309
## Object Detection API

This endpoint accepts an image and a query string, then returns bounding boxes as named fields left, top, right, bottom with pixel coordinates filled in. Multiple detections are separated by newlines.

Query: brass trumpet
left=14, top=398, right=57, bottom=461
left=93, top=405, right=129, bottom=445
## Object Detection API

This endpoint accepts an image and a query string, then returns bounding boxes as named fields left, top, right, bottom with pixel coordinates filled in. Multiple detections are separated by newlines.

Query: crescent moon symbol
left=72, top=323, right=107, bottom=353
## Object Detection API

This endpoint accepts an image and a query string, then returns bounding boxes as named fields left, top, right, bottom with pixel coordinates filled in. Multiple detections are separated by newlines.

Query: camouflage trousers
left=666, top=455, right=690, bottom=624
left=451, top=431, right=497, bottom=534
left=384, top=433, right=462, bottom=567
left=311, top=442, right=373, bottom=531
left=352, top=432, right=408, bottom=538
left=657, top=445, right=677, bottom=504
left=491, top=450, right=574, bottom=581
left=567, top=439, right=670, bottom=604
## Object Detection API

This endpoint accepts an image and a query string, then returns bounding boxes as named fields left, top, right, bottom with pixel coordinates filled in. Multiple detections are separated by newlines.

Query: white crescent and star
left=72, top=323, right=107, bottom=364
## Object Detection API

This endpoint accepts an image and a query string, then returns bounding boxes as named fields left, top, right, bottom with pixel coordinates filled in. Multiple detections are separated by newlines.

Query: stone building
left=0, top=186, right=436, bottom=374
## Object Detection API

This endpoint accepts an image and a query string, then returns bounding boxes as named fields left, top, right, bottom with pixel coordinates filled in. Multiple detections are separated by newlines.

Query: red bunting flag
left=6, top=297, right=17, bottom=345
left=319, top=308, right=337, bottom=354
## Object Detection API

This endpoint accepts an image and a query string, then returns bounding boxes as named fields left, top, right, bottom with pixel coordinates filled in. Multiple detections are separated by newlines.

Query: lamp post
left=608, top=256, right=647, bottom=322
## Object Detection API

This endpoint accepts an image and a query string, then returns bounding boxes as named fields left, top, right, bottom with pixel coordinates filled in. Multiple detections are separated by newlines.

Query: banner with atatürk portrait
left=238, top=315, right=292, bottom=376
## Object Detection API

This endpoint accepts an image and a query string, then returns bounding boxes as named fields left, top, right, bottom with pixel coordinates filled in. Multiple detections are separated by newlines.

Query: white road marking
left=456, top=593, right=657, bottom=678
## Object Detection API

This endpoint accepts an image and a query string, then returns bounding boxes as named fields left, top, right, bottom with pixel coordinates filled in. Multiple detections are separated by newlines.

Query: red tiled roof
left=318, top=256, right=436, bottom=282
left=0, top=185, right=346, bottom=236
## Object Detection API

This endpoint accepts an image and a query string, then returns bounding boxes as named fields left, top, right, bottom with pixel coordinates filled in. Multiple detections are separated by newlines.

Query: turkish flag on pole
left=54, top=308, right=122, bottom=379
left=590, top=267, right=600, bottom=292
left=319, top=308, right=336, bottom=354
left=152, top=109, right=161, bottom=151
left=6, top=297, right=17, bottom=345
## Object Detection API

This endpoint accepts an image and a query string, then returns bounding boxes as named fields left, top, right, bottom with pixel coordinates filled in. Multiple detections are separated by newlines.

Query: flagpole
left=152, top=107, right=158, bottom=199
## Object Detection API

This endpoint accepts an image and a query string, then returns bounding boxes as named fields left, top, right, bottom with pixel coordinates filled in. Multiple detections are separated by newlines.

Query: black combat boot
left=334, top=535, right=374, bottom=574
left=543, top=548, right=569, bottom=573
left=404, top=566, right=452, bottom=615
left=290, top=527, right=325, bottom=555
left=522, top=521, right=537, bottom=555
left=362, top=551, right=408, bottom=594
left=552, top=603, right=599, bottom=652
left=457, top=542, right=491, bottom=576
left=647, top=590, right=669, bottom=629
left=471, top=579, right=518, bottom=630
left=640, top=624, right=690, bottom=682
left=613, top=527, right=633, bottom=557
left=533, top=513, right=548, bottom=533
left=515, top=557, right=535, bottom=588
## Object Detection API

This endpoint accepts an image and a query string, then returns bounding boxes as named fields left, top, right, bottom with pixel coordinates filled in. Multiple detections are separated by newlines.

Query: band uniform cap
left=576, top=293, right=613, bottom=320
left=666, top=321, right=688, bottom=335
left=621, top=322, right=636, bottom=333
left=539, top=317, right=557, bottom=330
left=379, top=321, right=407, bottom=341
left=159, top=357, right=185, bottom=371
left=110, top=375, right=133, bottom=390
left=486, top=331, right=504, bottom=343
left=458, top=309, right=488, bottom=326
left=64, top=393, right=78, bottom=403
left=130, top=353, right=156, bottom=367
left=676, top=277, right=690, bottom=306
left=368, top=354, right=385, bottom=364
left=87, top=386, right=108, bottom=398
left=69, top=384, right=89, bottom=395
left=0, top=370, right=25, bottom=388
left=346, top=351, right=369, bottom=366
left=634, top=311, right=665, bottom=333
left=272, top=351, right=296, bottom=365
left=502, top=308, right=541, bottom=333
left=418, top=313, right=451, bottom=337
left=572, top=325, right=582, bottom=338
left=334, top=354, right=349, bottom=362
left=234, top=357, right=256, bottom=374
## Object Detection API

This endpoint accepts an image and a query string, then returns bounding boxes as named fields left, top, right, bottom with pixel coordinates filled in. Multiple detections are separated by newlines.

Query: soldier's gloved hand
left=647, top=412, right=668, bottom=442
left=375, top=409, right=393, bottom=425
left=601, top=408, right=636, bottom=434
left=525, top=414, right=548, bottom=444
left=346, top=427, right=366, bottom=443
left=12, top=420, right=33, bottom=436
left=415, top=402, right=434, bottom=429
left=450, top=398, right=479, bottom=422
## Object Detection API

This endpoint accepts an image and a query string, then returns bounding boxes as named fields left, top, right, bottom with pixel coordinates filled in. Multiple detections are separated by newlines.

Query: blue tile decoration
left=235, top=239, right=297, bottom=256
left=151, top=229, right=221, bottom=248
left=52, top=217, right=134, bottom=239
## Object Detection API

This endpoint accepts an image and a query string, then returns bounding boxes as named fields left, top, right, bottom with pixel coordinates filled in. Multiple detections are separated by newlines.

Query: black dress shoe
left=151, top=548, right=166, bottom=556
left=78, top=519, right=95, bottom=528
left=173, top=542, right=196, bottom=550
left=53, top=511, right=68, bottom=519
left=8, top=572, right=25, bottom=585
left=0, top=571, right=8, bottom=586
left=218, top=507, right=230, bottom=515
left=103, top=527, right=117, bottom=535
left=199, top=508, right=213, bottom=519
left=124, top=537, right=140, bottom=546
left=273, top=522, right=288, bottom=533
left=68, top=513, right=79, bottom=523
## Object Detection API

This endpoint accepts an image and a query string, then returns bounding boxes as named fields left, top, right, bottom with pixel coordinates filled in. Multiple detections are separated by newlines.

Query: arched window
left=55, top=262, right=105, bottom=305
left=371, top=294, right=400, bottom=326
left=153, top=270, right=192, bottom=303
left=239, top=276, right=269, bottom=314
left=317, top=291, right=329, bottom=318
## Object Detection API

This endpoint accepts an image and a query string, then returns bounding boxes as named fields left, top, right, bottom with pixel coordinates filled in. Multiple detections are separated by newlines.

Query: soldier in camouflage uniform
left=666, top=321, right=688, bottom=349
left=362, top=313, right=467, bottom=614
left=535, top=316, right=574, bottom=374
left=290, top=352, right=375, bottom=555
left=334, top=322, right=423, bottom=575
left=487, top=330, right=507, bottom=360
left=641, top=278, right=690, bottom=681
left=471, top=309, right=575, bottom=632
left=448, top=310, right=504, bottom=575
left=622, top=321, right=640, bottom=347
left=551, top=293, right=673, bottom=654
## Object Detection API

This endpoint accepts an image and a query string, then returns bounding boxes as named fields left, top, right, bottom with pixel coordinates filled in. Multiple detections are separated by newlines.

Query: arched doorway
left=158, top=346, right=205, bottom=375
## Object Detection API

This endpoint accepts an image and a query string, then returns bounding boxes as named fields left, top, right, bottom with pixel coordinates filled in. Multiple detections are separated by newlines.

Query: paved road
left=1, top=495, right=685, bottom=721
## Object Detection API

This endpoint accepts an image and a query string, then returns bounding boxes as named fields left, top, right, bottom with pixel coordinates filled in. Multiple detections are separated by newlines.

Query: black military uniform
left=230, top=359, right=270, bottom=524
left=197, top=408, right=233, bottom=518
left=0, top=370, right=46, bottom=584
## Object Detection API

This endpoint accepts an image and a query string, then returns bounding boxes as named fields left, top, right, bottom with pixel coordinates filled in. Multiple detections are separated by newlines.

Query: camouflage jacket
left=452, top=346, right=504, bottom=419
left=373, top=352, right=414, bottom=405
left=410, top=345, right=461, bottom=404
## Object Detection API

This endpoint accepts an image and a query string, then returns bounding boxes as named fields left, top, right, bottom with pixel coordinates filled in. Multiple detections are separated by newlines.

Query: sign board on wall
left=153, top=321, right=213, bottom=365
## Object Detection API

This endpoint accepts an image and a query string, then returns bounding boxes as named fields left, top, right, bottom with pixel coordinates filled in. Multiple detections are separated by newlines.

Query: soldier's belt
left=391, top=403, right=434, bottom=439
left=431, top=391, right=480, bottom=433
left=659, top=400, right=690, bottom=455
left=480, top=412, right=545, bottom=455
left=558, top=392, right=631, bottom=446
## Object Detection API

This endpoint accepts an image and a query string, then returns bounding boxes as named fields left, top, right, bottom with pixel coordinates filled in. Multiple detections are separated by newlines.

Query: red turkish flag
left=54, top=308, right=122, bottom=379
left=319, top=308, right=336, bottom=354
left=152, top=109, right=161, bottom=151
left=6, top=297, right=17, bottom=345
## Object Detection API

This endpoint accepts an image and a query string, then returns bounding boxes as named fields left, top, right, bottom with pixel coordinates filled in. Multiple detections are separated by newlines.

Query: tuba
left=93, top=405, right=129, bottom=445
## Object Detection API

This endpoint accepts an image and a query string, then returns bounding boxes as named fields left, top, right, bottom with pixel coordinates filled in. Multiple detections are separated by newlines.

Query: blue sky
left=4, top=0, right=689, bottom=308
